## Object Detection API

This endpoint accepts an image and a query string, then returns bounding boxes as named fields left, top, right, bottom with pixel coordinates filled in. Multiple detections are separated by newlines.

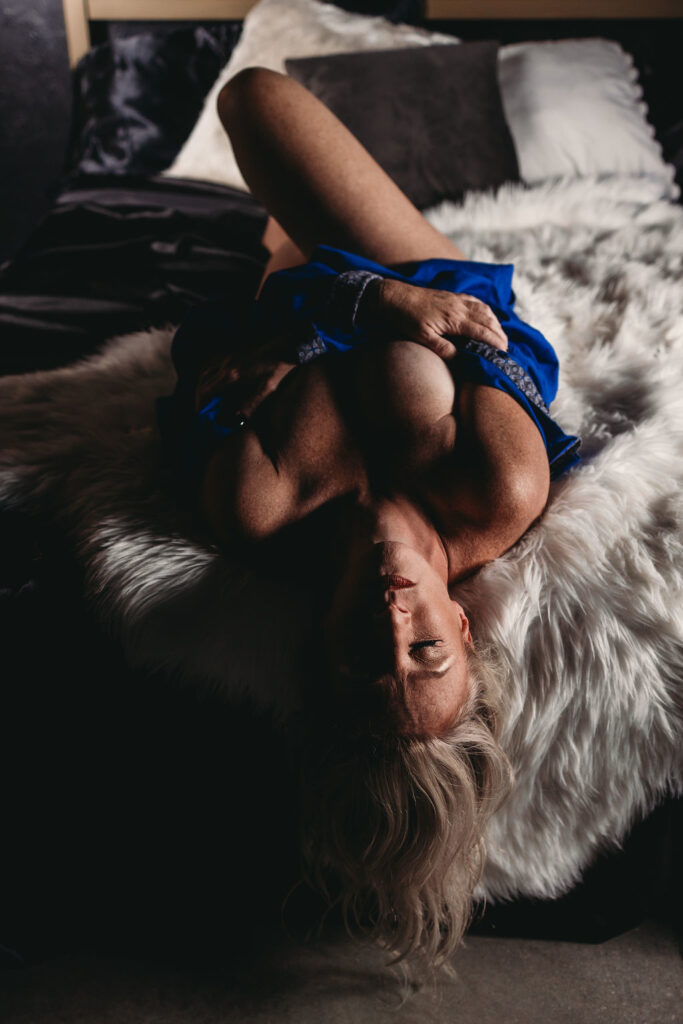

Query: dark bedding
left=0, top=174, right=269, bottom=376
left=0, top=173, right=285, bottom=966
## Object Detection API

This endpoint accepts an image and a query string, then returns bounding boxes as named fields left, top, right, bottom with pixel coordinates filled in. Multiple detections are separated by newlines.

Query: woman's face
left=322, top=541, right=472, bottom=737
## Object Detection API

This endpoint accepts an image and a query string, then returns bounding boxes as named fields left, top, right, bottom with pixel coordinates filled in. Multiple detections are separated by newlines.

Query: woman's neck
left=255, top=488, right=473, bottom=593
left=334, top=491, right=452, bottom=584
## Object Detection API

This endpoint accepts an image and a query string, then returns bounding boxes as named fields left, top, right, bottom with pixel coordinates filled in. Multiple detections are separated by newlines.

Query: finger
left=421, top=331, right=457, bottom=360
left=477, top=318, right=508, bottom=350
left=238, top=374, right=281, bottom=417
left=450, top=312, right=507, bottom=350
left=459, top=320, right=509, bottom=351
left=462, top=295, right=497, bottom=316
left=236, top=389, right=263, bottom=418
left=468, top=318, right=508, bottom=350
left=466, top=311, right=505, bottom=348
left=460, top=298, right=507, bottom=345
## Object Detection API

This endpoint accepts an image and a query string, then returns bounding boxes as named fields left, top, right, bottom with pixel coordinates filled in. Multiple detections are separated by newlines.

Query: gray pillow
left=285, top=41, right=520, bottom=211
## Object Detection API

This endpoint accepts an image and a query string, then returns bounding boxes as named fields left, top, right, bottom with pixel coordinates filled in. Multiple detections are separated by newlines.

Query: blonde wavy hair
left=298, top=642, right=512, bottom=969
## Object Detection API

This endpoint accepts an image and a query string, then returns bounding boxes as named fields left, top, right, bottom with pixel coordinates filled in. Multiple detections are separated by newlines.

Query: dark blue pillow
left=66, top=25, right=240, bottom=177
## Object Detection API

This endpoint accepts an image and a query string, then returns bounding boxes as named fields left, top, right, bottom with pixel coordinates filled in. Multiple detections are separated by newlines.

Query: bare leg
left=256, top=217, right=306, bottom=297
left=218, top=67, right=466, bottom=269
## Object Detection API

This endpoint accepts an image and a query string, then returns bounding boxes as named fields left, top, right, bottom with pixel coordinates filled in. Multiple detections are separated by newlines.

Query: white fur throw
left=1, top=174, right=681, bottom=904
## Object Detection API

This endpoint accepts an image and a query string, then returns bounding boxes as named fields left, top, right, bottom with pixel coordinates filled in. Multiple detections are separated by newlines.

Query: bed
left=1, top=0, right=681, bottom=960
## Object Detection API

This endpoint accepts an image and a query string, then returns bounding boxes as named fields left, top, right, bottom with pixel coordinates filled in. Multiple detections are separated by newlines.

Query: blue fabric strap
left=327, top=269, right=382, bottom=332
left=293, top=269, right=381, bottom=364
left=461, top=339, right=549, bottom=414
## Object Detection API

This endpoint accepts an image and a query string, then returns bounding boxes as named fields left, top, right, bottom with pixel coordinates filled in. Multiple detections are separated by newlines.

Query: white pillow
left=165, top=0, right=456, bottom=191
left=165, top=0, right=678, bottom=203
left=498, top=38, right=679, bottom=199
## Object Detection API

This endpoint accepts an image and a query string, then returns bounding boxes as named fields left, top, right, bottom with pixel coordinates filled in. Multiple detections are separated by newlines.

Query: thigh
left=255, top=230, right=306, bottom=298
left=219, top=68, right=467, bottom=268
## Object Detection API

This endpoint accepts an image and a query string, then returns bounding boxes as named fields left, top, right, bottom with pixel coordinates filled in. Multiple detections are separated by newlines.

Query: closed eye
left=410, top=640, right=440, bottom=650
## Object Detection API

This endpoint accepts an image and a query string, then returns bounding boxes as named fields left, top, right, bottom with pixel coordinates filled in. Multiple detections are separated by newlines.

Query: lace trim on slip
left=461, top=338, right=549, bottom=415
left=327, top=269, right=382, bottom=332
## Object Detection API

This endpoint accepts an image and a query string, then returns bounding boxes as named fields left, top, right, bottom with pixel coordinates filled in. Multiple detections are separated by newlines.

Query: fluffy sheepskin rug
left=1, top=174, right=681, bottom=903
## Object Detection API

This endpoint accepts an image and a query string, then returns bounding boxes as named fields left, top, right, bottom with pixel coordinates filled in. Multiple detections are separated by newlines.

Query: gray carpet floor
left=1, top=920, right=680, bottom=1024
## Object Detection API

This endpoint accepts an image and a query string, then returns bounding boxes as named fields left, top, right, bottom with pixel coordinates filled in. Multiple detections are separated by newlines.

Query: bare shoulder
left=433, top=380, right=550, bottom=568
left=200, top=429, right=299, bottom=547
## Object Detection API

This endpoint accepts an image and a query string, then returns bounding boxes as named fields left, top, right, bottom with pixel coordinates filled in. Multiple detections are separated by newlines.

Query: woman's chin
left=371, top=540, right=432, bottom=579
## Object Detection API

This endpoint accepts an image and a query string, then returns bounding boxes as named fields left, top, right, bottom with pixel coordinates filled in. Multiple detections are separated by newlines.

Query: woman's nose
left=367, top=609, right=408, bottom=671
left=373, top=591, right=411, bottom=617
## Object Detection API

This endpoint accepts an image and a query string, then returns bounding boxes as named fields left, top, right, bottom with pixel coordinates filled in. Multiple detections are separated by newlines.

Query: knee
left=217, top=66, right=285, bottom=130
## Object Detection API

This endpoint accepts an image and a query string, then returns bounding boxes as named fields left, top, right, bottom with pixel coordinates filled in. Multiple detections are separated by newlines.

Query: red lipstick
left=382, top=574, right=416, bottom=589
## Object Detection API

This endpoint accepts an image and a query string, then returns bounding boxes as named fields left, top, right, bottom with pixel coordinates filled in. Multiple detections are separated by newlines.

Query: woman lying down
left=157, top=68, right=581, bottom=967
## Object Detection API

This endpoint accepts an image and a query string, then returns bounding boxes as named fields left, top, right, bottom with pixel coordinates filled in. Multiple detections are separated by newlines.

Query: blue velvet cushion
left=64, top=2, right=424, bottom=181
left=66, top=26, right=240, bottom=177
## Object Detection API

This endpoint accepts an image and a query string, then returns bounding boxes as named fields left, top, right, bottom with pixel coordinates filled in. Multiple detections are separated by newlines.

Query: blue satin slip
left=157, top=243, right=581, bottom=491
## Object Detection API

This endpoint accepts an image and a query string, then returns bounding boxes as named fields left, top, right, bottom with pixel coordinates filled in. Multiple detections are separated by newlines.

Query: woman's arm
left=258, top=262, right=508, bottom=360
left=359, top=277, right=508, bottom=357
left=199, top=275, right=509, bottom=423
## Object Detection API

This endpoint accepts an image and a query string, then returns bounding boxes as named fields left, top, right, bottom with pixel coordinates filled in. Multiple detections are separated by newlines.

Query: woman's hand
left=194, top=332, right=297, bottom=418
left=364, top=277, right=508, bottom=359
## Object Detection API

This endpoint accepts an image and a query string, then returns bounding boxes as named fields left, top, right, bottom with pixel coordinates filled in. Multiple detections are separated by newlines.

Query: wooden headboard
left=62, top=0, right=681, bottom=67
